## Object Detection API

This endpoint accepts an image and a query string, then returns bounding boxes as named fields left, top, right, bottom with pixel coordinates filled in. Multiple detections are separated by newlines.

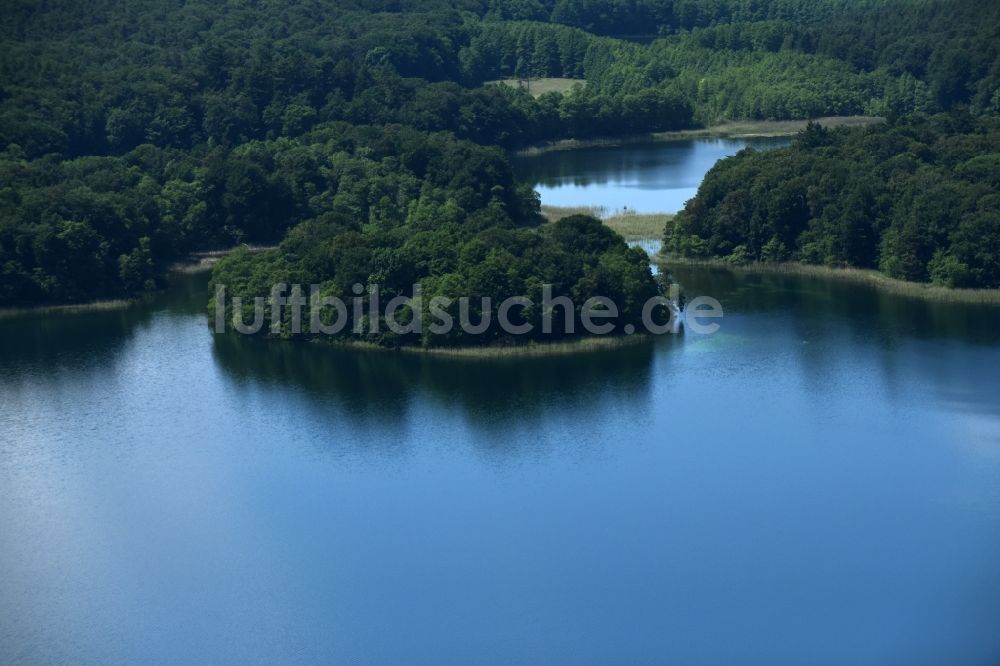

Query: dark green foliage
left=1, top=0, right=999, bottom=307
left=0, top=125, right=540, bottom=305
left=667, top=113, right=1000, bottom=288
left=211, top=213, right=662, bottom=347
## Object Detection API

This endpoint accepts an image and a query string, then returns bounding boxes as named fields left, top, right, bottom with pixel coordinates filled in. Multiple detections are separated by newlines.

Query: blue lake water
left=514, top=137, right=791, bottom=213
left=2, top=266, right=1000, bottom=662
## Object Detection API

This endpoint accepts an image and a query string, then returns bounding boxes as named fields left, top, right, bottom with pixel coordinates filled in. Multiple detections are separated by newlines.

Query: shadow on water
left=210, top=333, right=657, bottom=433
left=670, top=265, right=1000, bottom=347
left=665, top=265, right=1000, bottom=433
left=513, top=138, right=791, bottom=189
left=515, top=140, right=705, bottom=188
left=0, top=272, right=208, bottom=375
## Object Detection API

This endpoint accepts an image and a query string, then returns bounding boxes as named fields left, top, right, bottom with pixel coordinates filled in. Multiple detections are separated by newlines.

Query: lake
left=514, top=137, right=791, bottom=214
left=3, top=143, right=1000, bottom=662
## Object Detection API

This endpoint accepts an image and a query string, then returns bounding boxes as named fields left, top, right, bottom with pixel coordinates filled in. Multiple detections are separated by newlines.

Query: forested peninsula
left=668, top=114, right=1000, bottom=288
left=2, top=0, right=999, bottom=343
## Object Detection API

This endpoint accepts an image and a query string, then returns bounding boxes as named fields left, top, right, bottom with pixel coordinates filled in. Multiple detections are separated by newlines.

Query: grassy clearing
left=603, top=211, right=672, bottom=240
left=541, top=204, right=606, bottom=221
left=661, top=257, right=1000, bottom=305
left=487, top=77, right=584, bottom=97
left=542, top=205, right=671, bottom=240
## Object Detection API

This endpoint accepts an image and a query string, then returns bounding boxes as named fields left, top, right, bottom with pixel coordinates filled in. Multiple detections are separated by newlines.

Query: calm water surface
left=514, top=137, right=791, bottom=213
left=2, top=268, right=999, bottom=663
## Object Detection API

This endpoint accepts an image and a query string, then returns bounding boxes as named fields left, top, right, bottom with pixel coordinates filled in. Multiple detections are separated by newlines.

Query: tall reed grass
left=662, top=257, right=1000, bottom=305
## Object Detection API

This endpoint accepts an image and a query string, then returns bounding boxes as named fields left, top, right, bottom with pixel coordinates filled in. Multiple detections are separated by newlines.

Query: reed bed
left=312, top=334, right=652, bottom=358
left=662, top=257, right=1000, bottom=305
left=514, top=116, right=882, bottom=156
left=410, top=335, right=651, bottom=358
left=0, top=298, right=136, bottom=319
left=541, top=204, right=607, bottom=221
left=542, top=205, right=671, bottom=241
left=603, top=211, right=673, bottom=240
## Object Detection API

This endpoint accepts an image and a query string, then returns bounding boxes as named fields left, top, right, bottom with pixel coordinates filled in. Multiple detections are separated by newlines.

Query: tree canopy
left=1, top=0, right=998, bottom=318
left=666, top=113, right=1000, bottom=288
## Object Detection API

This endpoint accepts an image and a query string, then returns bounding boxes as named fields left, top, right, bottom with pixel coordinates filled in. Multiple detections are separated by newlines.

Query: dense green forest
left=666, top=113, right=1000, bottom=288
left=1, top=0, right=998, bottom=323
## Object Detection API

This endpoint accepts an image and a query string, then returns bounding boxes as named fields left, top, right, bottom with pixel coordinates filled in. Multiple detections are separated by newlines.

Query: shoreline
left=660, top=256, right=1000, bottom=305
left=541, top=205, right=672, bottom=240
left=0, top=297, right=141, bottom=319
left=169, top=245, right=277, bottom=274
left=513, top=115, right=883, bottom=156
left=309, top=333, right=654, bottom=359
left=0, top=245, right=277, bottom=318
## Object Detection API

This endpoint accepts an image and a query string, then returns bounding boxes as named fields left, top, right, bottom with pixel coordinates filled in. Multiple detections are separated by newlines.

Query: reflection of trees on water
left=670, top=264, right=1000, bottom=426
left=515, top=141, right=701, bottom=189
left=670, top=265, right=1000, bottom=347
left=0, top=272, right=208, bottom=377
left=211, top=333, right=656, bottom=436
left=0, top=308, right=149, bottom=374
left=512, top=138, right=791, bottom=189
